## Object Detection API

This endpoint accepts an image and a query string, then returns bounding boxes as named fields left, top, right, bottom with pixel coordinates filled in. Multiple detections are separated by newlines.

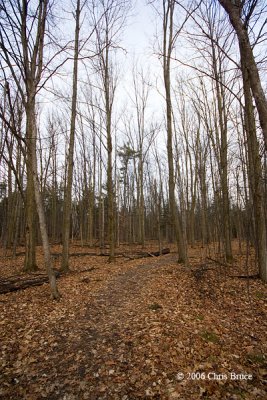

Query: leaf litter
left=0, top=242, right=266, bottom=399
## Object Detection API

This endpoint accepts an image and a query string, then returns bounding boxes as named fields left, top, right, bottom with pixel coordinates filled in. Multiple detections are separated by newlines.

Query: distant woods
left=0, top=0, right=267, bottom=297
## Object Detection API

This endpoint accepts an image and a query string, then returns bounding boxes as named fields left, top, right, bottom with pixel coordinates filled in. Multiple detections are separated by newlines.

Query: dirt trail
left=75, top=255, right=179, bottom=399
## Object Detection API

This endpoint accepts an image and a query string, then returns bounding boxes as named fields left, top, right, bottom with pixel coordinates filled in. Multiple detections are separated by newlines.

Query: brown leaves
left=0, top=242, right=266, bottom=399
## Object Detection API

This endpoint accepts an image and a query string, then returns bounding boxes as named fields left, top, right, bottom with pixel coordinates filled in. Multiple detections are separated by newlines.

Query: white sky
left=118, top=1, right=165, bottom=118
left=124, top=0, right=156, bottom=57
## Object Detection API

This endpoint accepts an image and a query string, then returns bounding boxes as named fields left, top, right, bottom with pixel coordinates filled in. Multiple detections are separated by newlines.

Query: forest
left=0, top=0, right=267, bottom=399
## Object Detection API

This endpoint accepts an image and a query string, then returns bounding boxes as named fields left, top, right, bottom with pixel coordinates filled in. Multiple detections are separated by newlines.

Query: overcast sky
left=124, top=0, right=156, bottom=56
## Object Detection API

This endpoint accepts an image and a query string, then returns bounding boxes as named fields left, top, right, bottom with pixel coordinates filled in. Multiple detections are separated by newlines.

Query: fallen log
left=206, top=257, right=233, bottom=268
left=123, top=247, right=170, bottom=261
left=0, top=267, right=96, bottom=295
left=4, top=251, right=101, bottom=259
left=229, top=274, right=259, bottom=279
left=0, top=271, right=61, bottom=295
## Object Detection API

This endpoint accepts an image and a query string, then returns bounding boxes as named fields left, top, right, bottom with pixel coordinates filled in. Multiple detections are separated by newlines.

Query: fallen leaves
left=0, top=242, right=266, bottom=399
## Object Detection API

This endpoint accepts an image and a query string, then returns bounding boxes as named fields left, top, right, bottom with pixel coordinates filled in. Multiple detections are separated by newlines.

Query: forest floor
left=0, top=241, right=266, bottom=400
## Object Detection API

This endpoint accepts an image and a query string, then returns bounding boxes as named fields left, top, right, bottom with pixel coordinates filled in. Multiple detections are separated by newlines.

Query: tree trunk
left=211, top=39, right=232, bottom=262
left=61, top=0, right=81, bottom=271
left=24, top=116, right=37, bottom=272
left=28, top=100, right=60, bottom=299
left=218, top=0, right=267, bottom=151
left=104, top=48, right=115, bottom=262
left=163, top=0, right=188, bottom=264
left=242, top=59, right=267, bottom=282
left=107, top=120, right=115, bottom=261
left=138, top=156, right=145, bottom=247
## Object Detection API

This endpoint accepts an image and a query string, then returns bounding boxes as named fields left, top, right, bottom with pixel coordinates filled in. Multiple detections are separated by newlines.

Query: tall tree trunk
left=107, top=111, right=115, bottom=261
left=163, top=0, right=187, bottom=263
left=211, top=39, right=232, bottom=262
left=242, top=59, right=267, bottom=282
left=61, top=0, right=81, bottom=271
left=29, top=105, right=60, bottom=299
left=218, top=0, right=267, bottom=150
left=24, top=116, right=37, bottom=272
left=199, top=162, right=209, bottom=246
left=104, top=48, right=115, bottom=262
left=138, top=155, right=145, bottom=247
left=6, top=147, right=13, bottom=248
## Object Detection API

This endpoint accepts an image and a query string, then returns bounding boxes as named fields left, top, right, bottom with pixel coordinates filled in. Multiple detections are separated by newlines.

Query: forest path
left=0, top=250, right=266, bottom=400
left=75, top=254, right=180, bottom=399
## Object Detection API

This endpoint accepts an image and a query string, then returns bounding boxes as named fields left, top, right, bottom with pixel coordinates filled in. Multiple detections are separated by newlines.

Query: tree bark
left=105, top=50, right=115, bottom=262
left=29, top=102, right=60, bottom=299
left=242, top=58, right=267, bottom=282
left=61, top=0, right=81, bottom=271
left=24, top=122, right=37, bottom=272
left=218, top=0, right=267, bottom=150
left=163, top=0, right=188, bottom=263
left=213, top=65, right=232, bottom=261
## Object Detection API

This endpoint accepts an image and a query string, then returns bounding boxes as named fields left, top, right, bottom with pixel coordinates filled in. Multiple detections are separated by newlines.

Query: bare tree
left=61, top=0, right=82, bottom=272
left=241, top=54, right=267, bottom=282
left=90, top=0, right=130, bottom=261
left=218, top=0, right=267, bottom=150
left=0, top=0, right=59, bottom=298
left=161, top=0, right=188, bottom=263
